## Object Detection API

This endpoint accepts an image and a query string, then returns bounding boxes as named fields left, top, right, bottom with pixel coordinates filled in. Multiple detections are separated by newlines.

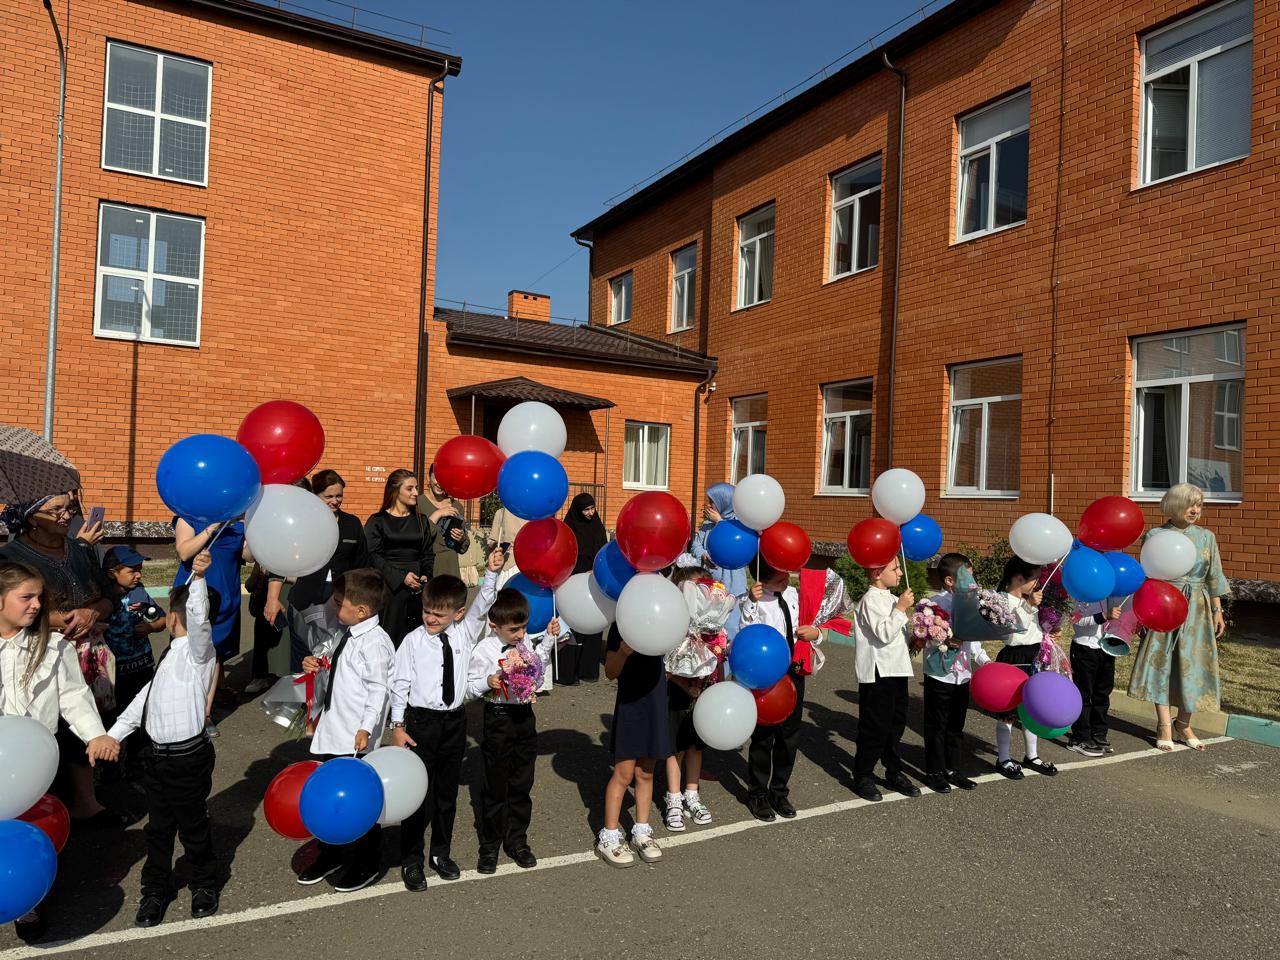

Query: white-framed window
left=820, top=380, right=873, bottom=493
left=1140, top=0, right=1252, bottom=186
left=94, top=203, right=205, bottom=346
left=102, top=42, right=211, bottom=186
left=730, top=394, right=767, bottom=483
left=947, top=357, right=1022, bottom=496
left=609, top=272, right=632, bottom=325
left=1215, top=328, right=1242, bottom=364
left=623, top=421, right=670, bottom=489
left=736, top=206, right=775, bottom=308
left=956, top=90, right=1030, bottom=241
left=670, top=245, right=696, bottom=332
left=1133, top=325, right=1245, bottom=499
left=829, top=159, right=881, bottom=279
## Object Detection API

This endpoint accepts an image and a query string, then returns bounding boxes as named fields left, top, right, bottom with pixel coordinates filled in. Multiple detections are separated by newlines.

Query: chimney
left=507, top=290, right=551, bottom=322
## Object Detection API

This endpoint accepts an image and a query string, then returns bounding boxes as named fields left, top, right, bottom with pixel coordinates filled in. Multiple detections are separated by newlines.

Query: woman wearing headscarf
left=561, top=492, right=609, bottom=683
left=689, top=483, right=749, bottom=639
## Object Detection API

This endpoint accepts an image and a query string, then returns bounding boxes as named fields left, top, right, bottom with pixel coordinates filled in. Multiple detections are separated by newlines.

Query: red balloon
left=760, top=521, right=811, bottom=571
left=433, top=435, right=505, bottom=500
left=19, top=793, right=70, bottom=854
left=846, top=518, right=901, bottom=568
left=264, top=760, right=321, bottom=840
left=1078, top=496, right=1145, bottom=551
left=970, top=662, right=1028, bottom=714
left=513, top=518, right=578, bottom=588
left=1133, top=579, right=1189, bottom=632
left=615, top=491, right=690, bottom=573
left=237, top=401, right=325, bottom=485
left=752, top=675, right=798, bottom=726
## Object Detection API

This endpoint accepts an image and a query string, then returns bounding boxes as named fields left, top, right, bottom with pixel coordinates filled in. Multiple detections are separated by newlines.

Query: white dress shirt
left=310, top=615, right=395, bottom=756
left=920, top=591, right=990, bottom=685
left=0, top=628, right=105, bottom=742
left=390, top=572, right=497, bottom=721
left=467, top=634, right=539, bottom=704
left=738, top=586, right=825, bottom=675
left=109, top=578, right=215, bottom=745
left=1002, top=592, right=1044, bottom=647
left=853, top=586, right=913, bottom=684
left=1070, top=600, right=1106, bottom=650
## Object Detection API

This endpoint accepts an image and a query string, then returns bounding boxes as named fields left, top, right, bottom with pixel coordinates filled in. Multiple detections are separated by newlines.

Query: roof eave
left=444, top=327, right=715, bottom=376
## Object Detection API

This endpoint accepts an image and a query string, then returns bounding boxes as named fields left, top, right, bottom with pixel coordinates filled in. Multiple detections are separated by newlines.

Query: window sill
left=668, top=324, right=694, bottom=335
left=102, top=162, right=208, bottom=189
left=951, top=219, right=1026, bottom=247
left=608, top=318, right=631, bottom=327
left=941, top=491, right=1019, bottom=500
left=732, top=298, right=772, bottom=314
left=1130, top=493, right=1242, bottom=505
left=816, top=489, right=870, bottom=498
left=94, top=329, right=200, bottom=349
left=622, top=483, right=670, bottom=492
left=1133, top=153, right=1248, bottom=192
left=824, top=263, right=878, bottom=286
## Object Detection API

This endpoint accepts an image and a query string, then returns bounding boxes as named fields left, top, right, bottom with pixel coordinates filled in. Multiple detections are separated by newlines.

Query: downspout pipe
left=690, top=364, right=717, bottom=544
left=882, top=51, right=907, bottom=467
left=42, top=0, right=67, bottom=442
left=573, top=235, right=593, bottom=326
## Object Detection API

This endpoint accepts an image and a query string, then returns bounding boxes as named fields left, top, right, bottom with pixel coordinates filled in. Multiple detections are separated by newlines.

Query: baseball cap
left=103, top=545, right=150, bottom=569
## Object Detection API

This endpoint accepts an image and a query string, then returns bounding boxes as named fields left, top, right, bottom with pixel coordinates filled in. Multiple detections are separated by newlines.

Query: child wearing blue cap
left=103, top=546, right=166, bottom=772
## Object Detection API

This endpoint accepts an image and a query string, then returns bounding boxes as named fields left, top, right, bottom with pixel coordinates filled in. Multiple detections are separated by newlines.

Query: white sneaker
left=244, top=677, right=272, bottom=695
left=629, top=831, right=663, bottom=864
left=664, top=797, right=686, bottom=832
left=684, top=795, right=712, bottom=825
left=595, top=836, right=635, bottom=868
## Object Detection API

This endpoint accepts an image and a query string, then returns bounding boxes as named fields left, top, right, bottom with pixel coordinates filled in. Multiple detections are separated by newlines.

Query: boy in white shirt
left=1067, top=598, right=1123, bottom=757
left=106, top=551, right=221, bottom=928
left=296, top=568, right=394, bottom=893
left=851, top=556, right=918, bottom=803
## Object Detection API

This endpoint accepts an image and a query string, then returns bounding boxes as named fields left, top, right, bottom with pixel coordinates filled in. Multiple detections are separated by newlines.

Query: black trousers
left=1070, top=643, right=1115, bottom=742
left=854, top=673, right=909, bottom=783
left=575, top=632, right=602, bottom=681
left=554, top=643, right=580, bottom=685
left=747, top=673, right=806, bottom=800
left=112, top=666, right=154, bottom=778
left=314, top=753, right=382, bottom=876
left=478, top=704, right=537, bottom=855
left=251, top=612, right=282, bottom=680
left=399, top=706, right=466, bottom=867
left=141, top=740, right=217, bottom=895
left=922, top=676, right=971, bottom=774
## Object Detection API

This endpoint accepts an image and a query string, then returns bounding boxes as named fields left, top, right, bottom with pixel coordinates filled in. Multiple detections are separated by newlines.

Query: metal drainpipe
left=690, top=364, right=717, bottom=543
left=573, top=235, right=593, bottom=326
left=42, top=0, right=67, bottom=442
left=882, top=51, right=907, bottom=467
left=413, top=61, right=452, bottom=482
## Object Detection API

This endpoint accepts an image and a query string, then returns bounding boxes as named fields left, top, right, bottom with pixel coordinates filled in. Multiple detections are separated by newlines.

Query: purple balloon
left=1021, top=671, right=1083, bottom=731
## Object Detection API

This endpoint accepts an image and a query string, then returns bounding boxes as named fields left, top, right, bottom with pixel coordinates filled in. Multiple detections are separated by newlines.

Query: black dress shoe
left=747, top=796, right=776, bottom=822
left=14, top=909, right=46, bottom=943
left=401, top=864, right=428, bottom=892
left=430, top=855, right=461, bottom=880
left=946, top=770, right=978, bottom=791
left=769, top=796, right=797, bottom=819
left=190, top=888, right=219, bottom=919
left=135, top=894, right=168, bottom=928
left=510, top=848, right=537, bottom=869
left=476, top=852, right=498, bottom=875
left=331, top=867, right=379, bottom=893
left=925, top=773, right=952, bottom=794
left=853, top=779, right=883, bottom=802
left=296, top=856, right=342, bottom=886
left=886, top=772, right=922, bottom=798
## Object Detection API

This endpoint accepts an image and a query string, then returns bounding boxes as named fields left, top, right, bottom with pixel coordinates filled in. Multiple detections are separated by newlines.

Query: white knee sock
left=1023, top=729, right=1039, bottom=760
left=996, top=722, right=1012, bottom=763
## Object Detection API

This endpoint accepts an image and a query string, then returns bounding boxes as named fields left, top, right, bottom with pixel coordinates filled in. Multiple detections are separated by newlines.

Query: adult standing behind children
left=419, top=464, right=471, bottom=581
left=561, top=492, right=608, bottom=682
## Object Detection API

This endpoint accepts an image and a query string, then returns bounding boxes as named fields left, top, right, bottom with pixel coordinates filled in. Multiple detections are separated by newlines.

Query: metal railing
left=260, top=0, right=451, bottom=50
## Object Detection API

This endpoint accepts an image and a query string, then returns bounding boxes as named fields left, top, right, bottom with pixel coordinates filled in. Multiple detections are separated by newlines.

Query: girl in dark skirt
left=596, top=623, right=669, bottom=868
left=993, top=557, right=1058, bottom=781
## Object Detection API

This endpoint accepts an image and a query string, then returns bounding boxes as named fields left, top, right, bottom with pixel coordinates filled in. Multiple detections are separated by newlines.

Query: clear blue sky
left=343, top=1, right=946, bottom=322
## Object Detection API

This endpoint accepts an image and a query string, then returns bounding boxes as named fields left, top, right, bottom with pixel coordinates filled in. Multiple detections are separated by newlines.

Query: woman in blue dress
left=689, top=483, right=748, bottom=640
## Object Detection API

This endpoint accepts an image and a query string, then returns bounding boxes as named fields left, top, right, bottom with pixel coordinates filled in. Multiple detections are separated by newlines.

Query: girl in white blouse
left=992, top=557, right=1058, bottom=780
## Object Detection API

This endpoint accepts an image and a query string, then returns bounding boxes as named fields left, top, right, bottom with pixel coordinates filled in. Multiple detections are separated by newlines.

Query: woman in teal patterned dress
left=1127, top=483, right=1229, bottom=752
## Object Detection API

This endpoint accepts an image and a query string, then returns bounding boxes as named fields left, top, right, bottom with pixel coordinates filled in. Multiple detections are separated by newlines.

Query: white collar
left=349, top=615, right=381, bottom=639
left=0, top=628, right=32, bottom=651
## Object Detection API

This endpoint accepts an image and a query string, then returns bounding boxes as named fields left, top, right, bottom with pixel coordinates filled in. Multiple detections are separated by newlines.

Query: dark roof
left=438, top=307, right=716, bottom=375
left=446, top=377, right=614, bottom=411
left=571, top=0, right=997, bottom=241
left=178, top=0, right=461, bottom=74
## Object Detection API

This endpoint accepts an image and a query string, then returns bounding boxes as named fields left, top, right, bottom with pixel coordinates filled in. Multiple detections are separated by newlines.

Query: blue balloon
left=0, top=821, right=57, bottom=924
left=1062, top=545, right=1116, bottom=603
left=706, top=519, right=759, bottom=570
left=497, top=451, right=569, bottom=521
left=900, top=514, right=943, bottom=562
left=507, top=573, right=555, bottom=633
left=727, top=623, right=791, bottom=690
left=299, top=757, right=384, bottom=845
left=592, top=541, right=636, bottom=601
left=1104, top=551, right=1145, bottom=597
left=156, top=434, right=261, bottom=526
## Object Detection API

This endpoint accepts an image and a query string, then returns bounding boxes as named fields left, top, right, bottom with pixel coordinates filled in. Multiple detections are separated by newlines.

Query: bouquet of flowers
left=909, top=598, right=953, bottom=654
left=977, top=589, right=1017, bottom=629
left=1034, top=605, right=1071, bottom=677
left=666, top=578, right=735, bottom=679
left=496, top=642, right=544, bottom=704
left=1037, top=605, right=1062, bottom=635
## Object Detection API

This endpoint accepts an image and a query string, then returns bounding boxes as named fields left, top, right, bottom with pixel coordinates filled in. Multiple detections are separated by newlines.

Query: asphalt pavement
left=3, top=637, right=1276, bottom=960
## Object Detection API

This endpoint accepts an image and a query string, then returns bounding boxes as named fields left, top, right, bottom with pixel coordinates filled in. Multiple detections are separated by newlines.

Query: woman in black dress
left=561, top=493, right=608, bottom=682
left=365, top=469, right=454, bottom=647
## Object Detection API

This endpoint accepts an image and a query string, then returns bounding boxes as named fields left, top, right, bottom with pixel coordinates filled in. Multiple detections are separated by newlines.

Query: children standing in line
left=992, top=557, right=1059, bottom=780
left=920, top=553, right=989, bottom=793
left=741, top=557, right=822, bottom=822
left=851, top=556, right=919, bottom=803
left=1067, top=598, right=1123, bottom=758
left=296, top=568, right=393, bottom=893
left=106, top=551, right=222, bottom=927
left=467, top=590, right=560, bottom=874
left=389, top=546, right=505, bottom=891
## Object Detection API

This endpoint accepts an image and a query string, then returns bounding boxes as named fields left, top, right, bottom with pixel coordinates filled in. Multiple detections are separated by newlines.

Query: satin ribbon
left=293, top=656, right=330, bottom=734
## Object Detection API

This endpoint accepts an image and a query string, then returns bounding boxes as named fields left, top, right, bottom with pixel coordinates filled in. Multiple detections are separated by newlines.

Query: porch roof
left=445, top=376, right=615, bottom=411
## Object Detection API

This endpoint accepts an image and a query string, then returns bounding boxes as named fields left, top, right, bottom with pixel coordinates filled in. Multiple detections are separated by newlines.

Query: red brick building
left=2, top=0, right=459, bottom=529
left=573, top=0, right=1278, bottom=587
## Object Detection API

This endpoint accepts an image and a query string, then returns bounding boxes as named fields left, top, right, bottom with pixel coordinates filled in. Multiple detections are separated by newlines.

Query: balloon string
left=184, top=520, right=231, bottom=585
left=1039, top=553, right=1068, bottom=590
left=900, top=545, right=911, bottom=593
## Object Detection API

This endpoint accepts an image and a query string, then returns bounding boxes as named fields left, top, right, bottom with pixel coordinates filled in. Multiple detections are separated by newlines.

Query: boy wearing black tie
left=389, top=546, right=504, bottom=891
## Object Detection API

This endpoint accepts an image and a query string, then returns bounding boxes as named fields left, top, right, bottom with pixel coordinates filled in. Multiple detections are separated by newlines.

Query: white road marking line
left=0, top=737, right=1231, bottom=959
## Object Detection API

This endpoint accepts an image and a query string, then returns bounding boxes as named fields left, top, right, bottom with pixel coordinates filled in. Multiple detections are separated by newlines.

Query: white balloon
left=732, top=474, right=785, bottom=532
left=615, top=574, right=690, bottom=656
left=871, top=468, right=926, bottom=525
left=1140, top=528, right=1197, bottom=581
left=363, top=746, right=429, bottom=826
left=496, top=401, right=567, bottom=458
left=692, top=681, right=758, bottom=751
left=0, top=716, right=59, bottom=820
left=245, top=484, right=340, bottom=578
left=1008, top=513, right=1073, bottom=565
left=554, top=572, right=616, bottom=635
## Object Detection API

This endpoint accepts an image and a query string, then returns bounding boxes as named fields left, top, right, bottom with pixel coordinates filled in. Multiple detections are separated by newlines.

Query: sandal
left=1022, top=756, right=1058, bottom=777
left=995, top=759, right=1024, bottom=780
left=1173, top=720, right=1206, bottom=752
left=1155, top=721, right=1175, bottom=753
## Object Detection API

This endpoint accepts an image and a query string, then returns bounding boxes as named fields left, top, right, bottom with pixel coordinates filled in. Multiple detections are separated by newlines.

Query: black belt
left=406, top=704, right=464, bottom=717
left=148, top=732, right=211, bottom=757
left=484, top=701, right=533, bottom=715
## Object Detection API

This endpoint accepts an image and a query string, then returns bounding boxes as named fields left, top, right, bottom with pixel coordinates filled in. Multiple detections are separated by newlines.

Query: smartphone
left=87, top=506, right=105, bottom=528
left=499, top=541, right=511, bottom=555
